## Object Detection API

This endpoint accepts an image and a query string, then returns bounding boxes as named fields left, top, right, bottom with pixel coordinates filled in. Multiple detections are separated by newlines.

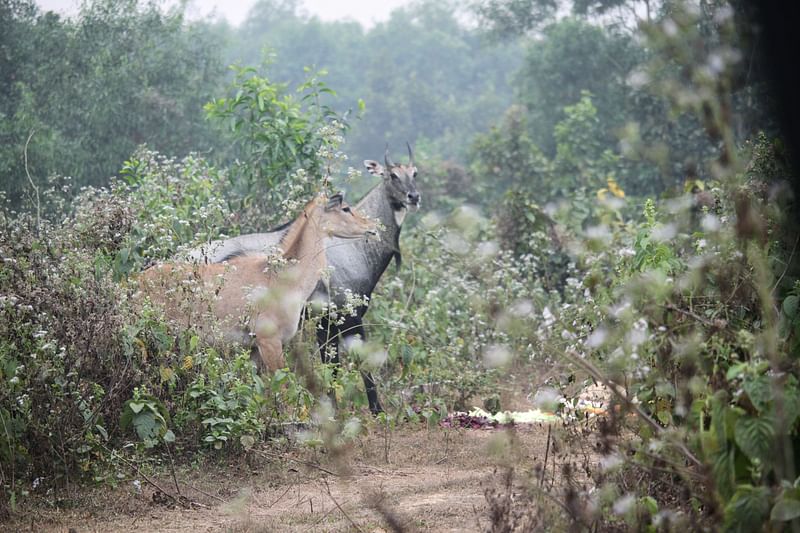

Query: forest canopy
left=0, top=0, right=522, bottom=206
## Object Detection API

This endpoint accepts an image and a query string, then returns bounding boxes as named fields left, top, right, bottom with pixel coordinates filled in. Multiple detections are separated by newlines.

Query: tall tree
left=0, top=0, right=227, bottom=206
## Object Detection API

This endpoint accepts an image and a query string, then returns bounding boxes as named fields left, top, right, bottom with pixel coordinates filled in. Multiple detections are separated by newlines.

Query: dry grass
left=2, top=420, right=572, bottom=532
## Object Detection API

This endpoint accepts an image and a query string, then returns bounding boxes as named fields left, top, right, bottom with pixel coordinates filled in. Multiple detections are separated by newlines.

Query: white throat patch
left=393, top=206, right=408, bottom=226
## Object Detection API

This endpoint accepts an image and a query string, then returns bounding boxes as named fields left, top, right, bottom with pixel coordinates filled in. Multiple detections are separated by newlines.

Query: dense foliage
left=0, top=0, right=226, bottom=204
left=0, top=0, right=522, bottom=209
left=0, top=0, right=798, bottom=531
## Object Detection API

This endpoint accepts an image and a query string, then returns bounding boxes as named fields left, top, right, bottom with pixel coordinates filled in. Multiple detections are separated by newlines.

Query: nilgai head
left=364, top=143, right=421, bottom=211
left=317, top=193, right=378, bottom=240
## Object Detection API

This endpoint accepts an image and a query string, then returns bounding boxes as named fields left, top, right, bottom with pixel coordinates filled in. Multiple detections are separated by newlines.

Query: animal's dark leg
left=362, top=368, right=383, bottom=415
left=316, top=313, right=340, bottom=365
left=249, top=345, right=266, bottom=373
left=316, top=313, right=341, bottom=410
left=340, top=315, right=383, bottom=415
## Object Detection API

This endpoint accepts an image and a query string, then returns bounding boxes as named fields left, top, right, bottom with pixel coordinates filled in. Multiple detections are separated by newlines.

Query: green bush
left=113, top=148, right=232, bottom=277
left=366, top=204, right=582, bottom=414
left=493, top=187, right=570, bottom=291
left=0, top=196, right=141, bottom=502
left=0, top=0, right=227, bottom=205
left=204, top=65, right=350, bottom=231
left=0, top=149, right=316, bottom=510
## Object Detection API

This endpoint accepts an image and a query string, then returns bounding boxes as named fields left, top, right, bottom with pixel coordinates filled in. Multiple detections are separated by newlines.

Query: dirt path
left=7, top=423, right=560, bottom=532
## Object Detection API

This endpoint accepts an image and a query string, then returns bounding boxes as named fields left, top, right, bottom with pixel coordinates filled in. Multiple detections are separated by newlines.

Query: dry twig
left=563, top=350, right=703, bottom=468
left=23, top=130, right=40, bottom=236
left=104, top=445, right=207, bottom=509
left=251, top=448, right=340, bottom=477
left=323, top=477, right=364, bottom=533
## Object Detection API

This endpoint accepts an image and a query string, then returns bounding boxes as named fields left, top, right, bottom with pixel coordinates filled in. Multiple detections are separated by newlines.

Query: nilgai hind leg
left=317, top=313, right=383, bottom=414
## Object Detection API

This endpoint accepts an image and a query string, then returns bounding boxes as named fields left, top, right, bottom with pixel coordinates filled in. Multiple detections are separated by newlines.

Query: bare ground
left=3, top=367, right=602, bottom=533
left=3, top=420, right=578, bottom=533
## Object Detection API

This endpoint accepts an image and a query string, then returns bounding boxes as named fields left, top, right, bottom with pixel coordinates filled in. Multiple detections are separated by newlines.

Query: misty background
left=5, top=0, right=777, bottom=214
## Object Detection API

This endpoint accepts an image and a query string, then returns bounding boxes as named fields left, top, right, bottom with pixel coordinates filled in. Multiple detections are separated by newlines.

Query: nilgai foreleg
left=339, top=314, right=383, bottom=415
left=255, top=335, right=285, bottom=373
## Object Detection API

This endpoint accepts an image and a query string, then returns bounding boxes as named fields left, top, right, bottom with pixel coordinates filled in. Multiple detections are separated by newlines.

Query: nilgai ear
left=364, top=160, right=384, bottom=177
left=325, top=193, right=344, bottom=211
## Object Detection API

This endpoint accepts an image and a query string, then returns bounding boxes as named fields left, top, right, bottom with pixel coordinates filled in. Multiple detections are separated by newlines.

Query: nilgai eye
left=391, top=173, right=399, bottom=180
left=343, top=206, right=352, bottom=213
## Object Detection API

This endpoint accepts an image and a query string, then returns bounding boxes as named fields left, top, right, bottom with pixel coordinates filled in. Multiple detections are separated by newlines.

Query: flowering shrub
left=472, top=4, right=800, bottom=530
left=365, top=204, right=577, bottom=414
left=114, top=148, right=232, bottom=276
left=0, top=196, right=142, bottom=505
left=0, top=150, right=315, bottom=511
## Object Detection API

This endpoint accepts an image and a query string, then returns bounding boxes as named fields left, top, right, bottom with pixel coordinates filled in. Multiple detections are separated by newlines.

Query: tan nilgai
left=138, top=194, right=377, bottom=372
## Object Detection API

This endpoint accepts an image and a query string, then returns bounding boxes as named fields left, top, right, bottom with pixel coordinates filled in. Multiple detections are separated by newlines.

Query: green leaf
left=726, top=362, right=748, bottom=381
left=640, top=496, right=658, bottom=516
left=711, top=447, right=737, bottom=500
left=132, top=411, right=160, bottom=441
left=119, top=408, right=133, bottom=431
left=163, top=429, right=176, bottom=443
left=743, top=375, right=773, bottom=413
left=783, top=295, right=799, bottom=318
left=655, top=381, right=676, bottom=398
left=780, top=379, right=800, bottom=427
left=711, top=390, right=730, bottom=443
left=128, top=401, right=146, bottom=414
left=723, top=485, right=770, bottom=532
left=734, top=414, right=774, bottom=463
left=771, top=489, right=800, bottom=521
left=725, top=406, right=745, bottom=441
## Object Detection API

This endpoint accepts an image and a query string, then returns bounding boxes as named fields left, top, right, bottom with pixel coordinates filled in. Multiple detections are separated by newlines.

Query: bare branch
left=563, top=349, right=703, bottom=468
left=24, top=130, right=40, bottom=236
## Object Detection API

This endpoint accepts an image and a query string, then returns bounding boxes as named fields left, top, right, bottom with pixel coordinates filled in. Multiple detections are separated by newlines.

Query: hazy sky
left=35, top=0, right=414, bottom=27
